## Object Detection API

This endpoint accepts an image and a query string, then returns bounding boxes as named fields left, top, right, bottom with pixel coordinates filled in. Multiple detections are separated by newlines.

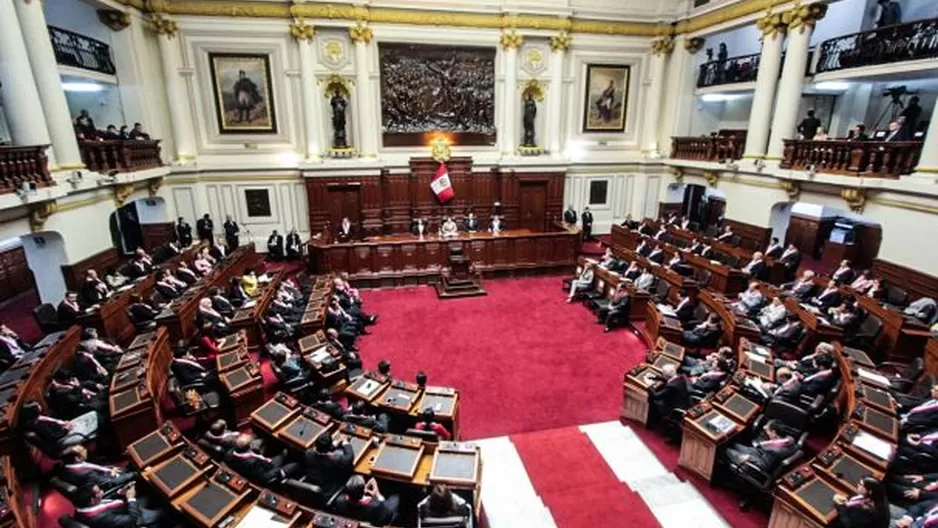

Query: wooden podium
left=435, top=246, right=486, bottom=299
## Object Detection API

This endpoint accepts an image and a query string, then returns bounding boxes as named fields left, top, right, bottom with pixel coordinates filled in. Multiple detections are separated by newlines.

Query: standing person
left=581, top=207, right=594, bottom=241
left=900, top=96, right=922, bottom=139
left=875, top=0, right=901, bottom=28
left=267, top=230, right=285, bottom=261
left=286, top=229, right=302, bottom=260
left=224, top=215, right=240, bottom=250
left=174, top=217, right=193, bottom=247
left=797, top=110, right=821, bottom=141
left=563, top=205, right=577, bottom=225
left=196, top=214, right=214, bottom=244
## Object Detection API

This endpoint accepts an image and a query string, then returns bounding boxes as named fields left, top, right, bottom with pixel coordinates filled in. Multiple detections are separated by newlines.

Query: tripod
left=873, top=94, right=905, bottom=130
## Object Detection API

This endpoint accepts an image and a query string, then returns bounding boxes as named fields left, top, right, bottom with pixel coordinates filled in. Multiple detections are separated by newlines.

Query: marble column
left=150, top=15, right=196, bottom=161
left=546, top=32, right=570, bottom=156
left=0, top=0, right=55, bottom=163
left=349, top=23, right=377, bottom=158
left=766, top=4, right=828, bottom=160
left=913, top=103, right=938, bottom=177
left=742, top=12, right=787, bottom=160
left=500, top=30, right=523, bottom=157
left=13, top=0, right=82, bottom=169
left=642, top=37, right=673, bottom=155
left=291, top=19, right=321, bottom=161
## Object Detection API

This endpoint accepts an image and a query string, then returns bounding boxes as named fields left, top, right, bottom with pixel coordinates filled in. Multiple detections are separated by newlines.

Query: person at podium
left=489, top=215, right=504, bottom=234
left=440, top=216, right=459, bottom=238
left=336, top=216, right=355, bottom=243
left=464, top=210, right=479, bottom=232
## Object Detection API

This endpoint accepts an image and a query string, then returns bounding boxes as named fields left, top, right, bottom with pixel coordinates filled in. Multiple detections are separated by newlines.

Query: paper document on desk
left=857, top=368, right=891, bottom=388
left=745, top=351, right=766, bottom=364
left=750, top=345, right=770, bottom=357
left=358, top=379, right=380, bottom=396
left=852, top=430, right=894, bottom=461
left=657, top=304, right=677, bottom=317
left=242, top=300, right=257, bottom=309
left=309, top=346, right=331, bottom=363
left=236, top=505, right=293, bottom=528
left=707, top=414, right=735, bottom=434
left=258, top=274, right=272, bottom=283
left=745, top=377, right=769, bottom=398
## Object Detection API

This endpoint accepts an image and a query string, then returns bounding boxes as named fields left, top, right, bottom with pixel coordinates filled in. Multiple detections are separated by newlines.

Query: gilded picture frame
left=582, top=64, right=630, bottom=133
left=209, top=52, right=277, bottom=134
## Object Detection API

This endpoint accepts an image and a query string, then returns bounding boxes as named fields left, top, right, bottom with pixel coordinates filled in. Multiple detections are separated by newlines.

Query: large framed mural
left=209, top=52, right=277, bottom=134
left=582, top=64, right=630, bottom=133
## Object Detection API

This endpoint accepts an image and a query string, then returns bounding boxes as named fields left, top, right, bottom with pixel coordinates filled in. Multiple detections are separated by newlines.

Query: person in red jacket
left=415, top=409, right=452, bottom=441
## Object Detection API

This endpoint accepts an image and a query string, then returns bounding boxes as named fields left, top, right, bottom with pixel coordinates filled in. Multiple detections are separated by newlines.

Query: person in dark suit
left=898, top=384, right=938, bottom=432
left=154, top=241, right=181, bottom=264
left=227, top=277, right=250, bottom=308
left=797, top=110, right=821, bottom=140
left=334, top=475, right=400, bottom=526
left=73, top=483, right=169, bottom=528
left=769, top=367, right=803, bottom=404
left=197, top=298, right=230, bottom=335
left=47, top=371, right=106, bottom=418
left=304, top=433, right=357, bottom=497
left=0, top=323, right=29, bottom=365
left=127, top=294, right=159, bottom=329
left=648, top=365, right=690, bottom=425
left=563, top=205, right=577, bottom=225
left=699, top=244, right=715, bottom=259
left=636, top=240, right=652, bottom=258
left=75, top=347, right=111, bottom=385
left=875, top=0, right=901, bottom=27
left=58, top=291, right=89, bottom=325
left=811, top=284, right=843, bottom=311
left=79, top=270, right=111, bottom=308
left=686, top=240, right=704, bottom=255
left=725, top=421, right=798, bottom=473
left=174, top=217, right=193, bottom=247
left=682, top=313, right=723, bottom=348
left=463, top=210, right=479, bottom=232
left=762, top=314, right=804, bottom=348
left=266, top=230, right=285, bottom=261
left=742, top=251, right=767, bottom=280
left=779, top=244, right=802, bottom=273
left=270, top=346, right=307, bottom=384
left=410, top=216, right=429, bottom=237
left=833, top=478, right=890, bottom=528
left=336, top=217, right=355, bottom=243
left=154, top=270, right=183, bottom=300
left=647, top=245, right=665, bottom=264
left=224, top=215, right=240, bottom=250
left=715, top=226, right=734, bottom=244
left=208, top=240, right=228, bottom=261
left=764, top=238, right=783, bottom=259
left=598, top=285, right=631, bottom=332
left=620, top=214, right=638, bottom=230
left=313, top=387, right=348, bottom=419
left=174, top=261, right=199, bottom=286
left=691, top=359, right=731, bottom=394
left=581, top=207, right=593, bottom=241
left=667, top=252, right=686, bottom=272
left=171, top=345, right=217, bottom=387
left=636, top=221, right=652, bottom=235
left=202, top=419, right=239, bottom=451
left=286, top=229, right=302, bottom=260
left=60, top=445, right=135, bottom=491
left=196, top=213, right=214, bottom=244
left=800, top=354, right=836, bottom=396
left=785, top=270, right=817, bottom=301
left=672, top=292, right=694, bottom=324
left=227, top=434, right=299, bottom=486
left=209, top=287, right=235, bottom=318
left=831, top=260, right=856, bottom=285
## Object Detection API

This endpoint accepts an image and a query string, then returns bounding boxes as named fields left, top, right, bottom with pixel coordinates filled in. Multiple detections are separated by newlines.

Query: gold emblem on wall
left=521, top=79, right=545, bottom=101
left=781, top=180, right=800, bottom=202
left=148, top=177, right=164, bottom=197
left=147, top=14, right=178, bottom=37
left=348, top=22, right=373, bottom=44
left=841, top=188, right=867, bottom=213
left=500, top=29, right=524, bottom=50
left=430, top=137, right=452, bottom=163
left=320, top=73, right=352, bottom=98
left=28, top=201, right=58, bottom=233
left=522, top=47, right=546, bottom=75
left=549, top=32, right=571, bottom=53
left=704, top=171, right=719, bottom=187
left=97, top=10, right=131, bottom=31
left=289, top=18, right=315, bottom=41
left=114, top=184, right=135, bottom=206
left=684, top=37, right=705, bottom=54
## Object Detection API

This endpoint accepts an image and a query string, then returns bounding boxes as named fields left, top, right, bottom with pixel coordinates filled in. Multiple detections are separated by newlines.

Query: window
left=589, top=180, right=608, bottom=205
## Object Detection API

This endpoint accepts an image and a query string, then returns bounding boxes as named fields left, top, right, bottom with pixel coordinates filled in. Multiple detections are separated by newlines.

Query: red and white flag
left=431, top=163, right=454, bottom=204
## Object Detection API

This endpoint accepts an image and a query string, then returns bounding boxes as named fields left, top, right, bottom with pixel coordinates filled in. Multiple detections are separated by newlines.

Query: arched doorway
left=20, top=231, right=68, bottom=304
left=109, top=196, right=171, bottom=256
left=780, top=201, right=882, bottom=272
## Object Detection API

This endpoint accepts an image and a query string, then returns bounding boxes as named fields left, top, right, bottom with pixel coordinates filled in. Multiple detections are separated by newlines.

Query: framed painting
left=244, top=189, right=272, bottom=217
left=209, top=52, right=277, bottom=134
left=582, top=64, right=630, bottom=133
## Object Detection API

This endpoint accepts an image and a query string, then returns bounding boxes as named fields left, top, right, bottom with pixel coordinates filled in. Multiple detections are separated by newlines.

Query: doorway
left=326, top=185, right=362, bottom=229
left=109, top=202, right=143, bottom=256
left=519, top=182, right=546, bottom=232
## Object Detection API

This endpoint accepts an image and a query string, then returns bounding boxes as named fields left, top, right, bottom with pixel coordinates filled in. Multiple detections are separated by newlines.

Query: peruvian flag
left=431, top=163, right=454, bottom=204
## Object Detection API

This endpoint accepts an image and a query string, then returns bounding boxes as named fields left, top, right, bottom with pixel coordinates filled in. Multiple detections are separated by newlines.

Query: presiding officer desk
left=308, top=223, right=580, bottom=287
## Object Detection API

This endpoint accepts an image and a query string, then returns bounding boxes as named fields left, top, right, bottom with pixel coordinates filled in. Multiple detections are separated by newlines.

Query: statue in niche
left=522, top=93, right=537, bottom=147
left=331, top=92, right=348, bottom=149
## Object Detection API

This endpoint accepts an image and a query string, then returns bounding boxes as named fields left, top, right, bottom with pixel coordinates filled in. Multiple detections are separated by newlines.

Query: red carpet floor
left=512, top=427, right=660, bottom=528
left=357, top=276, right=648, bottom=440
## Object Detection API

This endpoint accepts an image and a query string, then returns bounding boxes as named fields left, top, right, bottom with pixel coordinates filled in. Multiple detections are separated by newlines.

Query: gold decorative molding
left=348, top=22, right=372, bottom=44
left=148, top=177, right=164, bottom=197
left=97, top=9, right=131, bottom=31
left=114, top=184, right=135, bottom=206
left=289, top=18, right=315, bottom=42
left=500, top=29, right=524, bottom=50
left=320, top=73, right=352, bottom=98
left=782, top=3, right=827, bottom=34
left=704, top=170, right=719, bottom=187
left=670, top=167, right=685, bottom=184
left=756, top=11, right=785, bottom=39
left=147, top=14, right=178, bottom=37
left=430, top=137, right=451, bottom=163
left=781, top=180, right=800, bottom=201
left=521, top=79, right=545, bottom=101
left=868, top=197, right=938, bottom=216
left=841, top=188, right=866, bottom=213
left=684, top=37, right=705, bottom=54
left=549, top=32, right=571, bottom=53
left=28, top=201, right=58, bottom=233
left=650, top=37, right=674, bottom=57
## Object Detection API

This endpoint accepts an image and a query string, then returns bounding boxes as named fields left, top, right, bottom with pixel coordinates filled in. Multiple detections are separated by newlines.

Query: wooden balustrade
left=0, top=145, right=53, bottom=194
left=79, top=139, right=162, bottom=173
left=670, top=136, right=744, bottom=162
left=780, top=139, right=922, bottom=178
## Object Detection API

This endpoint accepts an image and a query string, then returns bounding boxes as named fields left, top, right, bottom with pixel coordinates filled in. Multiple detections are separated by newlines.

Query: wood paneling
left=61, top=247, right=121, bottom=292
left=304, top=157, right=566, bottom=236
left=0, top=245, right=34, bottom=303
left=657, top=202, right=683, bottom=218
left=140, top=223, right=175, bottom=253
left=872, top=258, right=938, bottom=302
left=786, top=214, right=836, bottom=259
left=723, top=218, right=772, bottom=251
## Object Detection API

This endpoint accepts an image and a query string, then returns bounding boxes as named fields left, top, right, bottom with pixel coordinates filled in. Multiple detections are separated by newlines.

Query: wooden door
left=327, top=186, right=362, bottom=228
left=519, top=183, right=546, bottom=232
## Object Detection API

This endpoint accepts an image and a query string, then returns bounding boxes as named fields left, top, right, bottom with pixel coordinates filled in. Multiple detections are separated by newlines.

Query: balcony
left=79, top=140, right=163, bottom=173
left=0, top=146, right=53, bottom=194
left=780, top=139, right=922, bottom=178
left=697, top=53, right=760, bottom=88
left=671, top=132, right=746, bottom=162
left=48, top=26, right=115, bottom=76
left=816, top=17, right=938, bottom=74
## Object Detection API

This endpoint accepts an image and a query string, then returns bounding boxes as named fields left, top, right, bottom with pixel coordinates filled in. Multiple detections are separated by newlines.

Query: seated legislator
left=567, top=263, right=595, bottom=302
left=767, top=367, right=803, bottom=404
left=646, top=245, right=665, bottom=265
left=346, top=401, right=390, bottom=433
left=681, top=346, right=735, bottom=376
left=715, top=225, right=734, bottom=244
left=154, top=270, right=185, bottom=300
left=202, top=419, right=239, bottom=451
left=699, top=243, right=715, bottom=260
left=411, top=217, right=430, bottom=237
left=267, top=231, right=285, bottom=261
left=691, top=359, right=731, bottom=394
left=621, top=214, right=639, bottom=230
left=171, top=345, right=217, bottom=388
left=334, top=475, right=400, bottom=527
left=648, top=364, right=690, bottom=426
left=687, top=239, right=705, bottom=256
left=127, top=295, right=160, bottom=331
left=622, top=261, right=642, bottom=281
left=463, top=210, right=479, bottom=232
left=733, top=282, right=765, bottom=316
left=764, top=237, right=783, bottom=259
left=762, top=314, right=804, bottom=349
left=779, top=244, right=802, bottom=273
left=784, top=270, right=817, bottom=302
left=867, top=278, right=887, bottom=302
left=597, top=248, right=617, bottom=269
left=799, top=354, right=836, bottom=397
left=773, top=342, right=834, bottom=377
left=127, top=249, right=154, bottom=279
left=636, top=239, right=652, bottom=258
left=440, top=217, right=459, bottom=238
left=21, top=401, right=98, bottom=452
left=832, top=478, right=890, bottom=528
left=758, top=297, right=789, bottom=330
left=197, top=298, right=231, bottom=335
left=226, top=434, right=300, bottom=486
left=60, top=445, right=135, bottom=491
left=665, top=290, right=695, bottom=325
left=80, top=270, right=112, bottom=308
left=312, top=387, right=348, bottom=420
left=810, top=283, right=843, bottom=311
left=80, top=327, right=123, bottom=371
left=286, top=228, right=302, bottom=260
left=193, top=248, right=216, bottom=275
left=270, top=345, right=308, bottom=384
left=75, top=345, right=112, bottom=385
left=849, top=270, right=876, bottom=294
left=680, top=216, right=692, bottom=231
left=335, top=217, right=355, bottom=243
left=831, top=259, right=857, bottom=285
left=636, top=220, right=653, bottom=235
left=682, top=313, right=724, bottom=348
left=48, top=370, right=106, bottom=419
left=0, top=322, right=30, bottom=365
left=724, top=420, right=798, bottom=473
left=209, top=287, right=235, bottom=318
left=653, top=226, right=668, bottom=241
left=741, top=252, right=767, bottom=280
left=103, top=267, right=130, bottom=290
left=633, top=267, right=657, bottom=292
left=241, top=268, right=260, bottom=297
left=419, top=484, right=470, bottom=520
left=153, top=240, right=181, bottom=264
left=828, top=297, right=862, bottom=330
left=327, top=299, right=362, bottom=349
left=304, top=433, right=356, bottom=497
left=175, top=261, right=200, bottom=286
left=898, top=384, right=938, bottom=432
left=415, top=409, right=452, bottom=440
left=209, top=238, right=228, bottom=261
left=489, top=215, right=504, bottom=234
left=667, top=251, right=686, bottom=273
left=73, top=483, right=170, bottom=528
left=597, top=284, right=631, bottom=332
left=58, top=291, right=95, bottom=326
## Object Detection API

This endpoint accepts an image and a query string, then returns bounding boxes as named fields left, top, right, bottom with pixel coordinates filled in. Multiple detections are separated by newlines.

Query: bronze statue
left=522, top=94, right=537, bottom=147
left=331, top=93, right=348, bottom=149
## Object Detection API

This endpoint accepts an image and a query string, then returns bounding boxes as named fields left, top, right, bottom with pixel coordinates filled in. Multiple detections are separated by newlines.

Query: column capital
left=548, top=32, right=571, bottom=53
left=782, top=3, right=828, bottom=34
left=756, top=11, right=787, bottom=39
left=348, top=22, right=372, bottom=45
left=289, top=18, right=315, bottom=42
left=684, top=36, right=705, bottom=54
left=28, top=201, right=57, bottom=233
left=97, top=9, right=131, bottom=32
left=841, top=188, right=866, bottom=213
left=148, top=14, right=178, bottom=38
left=500, top=29, right=524, bottom=50
left=650, top=37, right=674, bottom=57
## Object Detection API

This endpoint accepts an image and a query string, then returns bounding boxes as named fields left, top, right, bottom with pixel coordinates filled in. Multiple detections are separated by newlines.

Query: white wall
left=696, top=25, right=762, bottom=66
left=43, top=0, right=113, bottom=47
left=565, top=171, right=662, bottom=234
left=768, top=202, right=792, bottom=242
left=64, top=84, right=126, bottom=129
left=811, top=0, right=870, bottom=45
left=689, top=96, right=753, bottom=135
left=0, top=105, right=10, bottom=145
left=21, top=232, right=68, bottom=303
left=898, top=0, right=938, bottom=23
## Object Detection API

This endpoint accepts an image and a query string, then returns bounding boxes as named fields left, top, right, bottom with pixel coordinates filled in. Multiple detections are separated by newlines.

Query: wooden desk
left=220, top=364, right=264, bottom=428
left=622, top=364, right=662, bottom=424
left=173, top=468, right=252, bottom=527
left=770, top=467, right=847, bottom=528
left=641, top=302, right=683, bottom=346
left=310, top=225, right=579, bottom=287
left=412, top=386, right=460, bottom=439
left=579, top=256, right=652, bottom=321
left=127, top=422, right=184, bottom=468
left=679, top=406, right=744, bottom=481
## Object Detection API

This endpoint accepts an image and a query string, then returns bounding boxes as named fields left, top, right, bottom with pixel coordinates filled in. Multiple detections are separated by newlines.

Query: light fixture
left=700, top=93, right=741, bottom=102
left=815, top=81, right=851, bottom=91
left=62, top=82, right=104, bottom=92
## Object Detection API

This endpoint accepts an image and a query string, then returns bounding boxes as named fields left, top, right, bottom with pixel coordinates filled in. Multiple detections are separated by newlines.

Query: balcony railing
left=816, top=17, right=938, bottom=74
left=79, top=140, right=162, bottom=173
left=780, top=139, right=922, bottom=178
left=0, top=146, right=53, bottom=194
left=671, top=135, right=745, bottom=162
left=697, top=53, right=760, bottom=88
left=48, top=26, right=116, bottom=76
